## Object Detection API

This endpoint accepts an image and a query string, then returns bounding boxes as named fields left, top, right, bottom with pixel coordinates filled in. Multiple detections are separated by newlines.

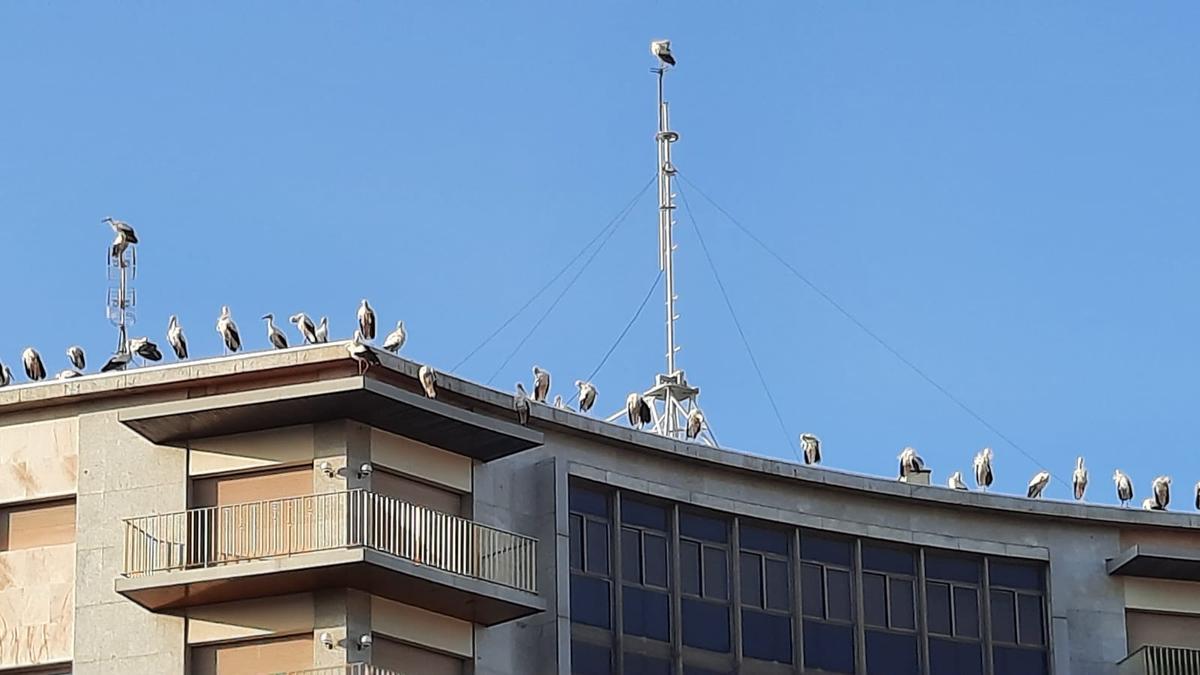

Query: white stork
left=626, top=393, right=652, bottom=428
left=514, top=383, right=531, bottom=424
left=686, top=409, right=704, bottom=440
left=217, top=306, right=242, bottom=354
left=357, top=300, right=376, bottom=341
left=128, top=337, right=163, bottom=362
left=948, top=471, right=968, bottom=490
left=800, top=433, right=821, bottom=466
left=1072, top=457, right=1088, bottom=501
left=532, top=366, right=551, bottom=403
left=1152, top=475, right=1171, bottom=511
left=1026, top=471, right=1051, bottom=499
left=315, top=317, right=329, bottom=343
left=66, top=346, right=86, bottom=371
left=650, top=40, right=676, bottom=66
left=346, top=329, right=380, bottom=374
left=575, top=380, right=598, bottom=414
left=418, top=364, right=437, bottom=399
left=898, top=447, right=924, bottom=479
left=290, top=313, right=318, bottom=344
left=973, top=447, right=994, bottom=491
left=22, top=348, right=45, bottom=381
left=103, top=217, right=138, bottom=260
left=0, top=362, right=11, bottom=387
left=167, top=315, right=188, bottom=359
left=262, top=314, right=288, bottom=350
left=101, top=351, right=132, bottom=373
left=383, top=320, right=407, bottom=354
left=1113, top=469, right=1134, bottom=507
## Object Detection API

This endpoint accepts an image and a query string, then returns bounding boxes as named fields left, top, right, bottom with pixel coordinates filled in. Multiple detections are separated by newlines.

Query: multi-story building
left=0, top=342, right=1198, bottom=674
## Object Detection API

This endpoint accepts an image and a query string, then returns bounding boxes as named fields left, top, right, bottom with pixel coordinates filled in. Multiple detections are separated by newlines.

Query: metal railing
left=273, top=664, right=403, bottom=675
left=1119, top=645, right=1200, bottom=675
left=123, top=489, right=537, bottom=593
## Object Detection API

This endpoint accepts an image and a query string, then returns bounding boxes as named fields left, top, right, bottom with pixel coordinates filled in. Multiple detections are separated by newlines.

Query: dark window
left=990, top=561, right=1043, bottom=591
left=644, top=533, right=668, bottom=587
left=926, top=554, right=980, bottom=584
left=570, top=514, right=583, bottom=570
left=571, top=640, right=611, bottom=675
left=684, top=667, right=732, bottom=675
left=927, top=582, right=952, bottom=635
left=802, top=533, right=852, bottom=566
left=742, top=609, right=792, bottom=663
left=765, top=557, right=790, bottom=611
left=682, top=597, right=730, bottom=652
left=801, top=563, right=824, bottom=617
left=703, top=546, right=729, bottom=600
left=866, top=629, right=919, bottom=675
left=740, top=524, right=789, bottom=555
left=622, top=528, right=640, bottom=583
left=890, top=577, right=915, bottom=630
left=623, top=498, right=668, bottom=530
left=623, top=585, right=670, bottom=641
left=571, top=575, right=611, bottom=628
left=740, top=552, right=763, bottom=607
left=1018, top=594, right=1045, bottom=646
left=993, top=646, right=1048, bottom=675
left=570, top=487, right=609, bottom=517
left=864, top=573, right=887, bottom=627
left=930, top=637, right=983, bottom=675
left=586, top=520, right=610, bottom=575
left=623, top=652, right=671, bottom=675
left=827, top=568, right=853, bottom=621
left=803, top=620, right=854, bottom=673
left=990, top=590, right=1017, bottom=644
left=681, top=512, right=727, bottom=543
left=682, top=540, right=701, bottom=595
left=862, top=544, right=915, bottom=575
left=953, top=586, right=980, bottom=639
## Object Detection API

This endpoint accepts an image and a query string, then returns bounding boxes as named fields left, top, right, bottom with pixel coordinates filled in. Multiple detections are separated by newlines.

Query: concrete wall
left=370, top=428, right=472, bottom=493
left=187, top=424, right=315, bottom=477
left=371, top=596, right=473, bottom=659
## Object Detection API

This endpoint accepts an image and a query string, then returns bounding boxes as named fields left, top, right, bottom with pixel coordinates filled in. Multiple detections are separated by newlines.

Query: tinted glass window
left=622, top=499, right=667, bottom=530
left=680, top=512, right=727, bottom=542
left=994, top=646, right=1047, bottom=675
left=930, top=637, right=983, bottom=675
left=681, top=540, right=701, bottom=595
left=862, top=545, right=914, bottom=575
left=890, top=577, right=915, bottom=630
left=586, top=520, right=609, bottom=575
left=571, top=574, right=611, bottom=628
left=801, top=563, right=824, bottom=617
left=740, top=552, right=763, bottom=607
left=1018, top=594, right=1045, bottom=646
left=644, top=533, right=668, bottom=587
left=927, top=582, right=951, bottom=635
left=684, top=667, right=732, bottom=675
left=863, top=573, right=887, bottom=627
left=801, top=533, right=852, bottom=566
left=570, top=487, right=609, bottom=517
left=571, top=640, right=611, bottom=675
left=827, top=567, right=853, bottom=622
left=990, top=590, right=1016, bottom=643
left=742, top=609, right=792, bottom=663
left=926, top=555, right=979, bottom=583
left=803, top=620, right=854, bottom=673
left=623, top=586, right=670, bottom=641
left=765, top=557, right=790, bottom=611
left=704, top=546, right=729, bottom=600
left=741, top=524, right=789, bottom=555
left=624, top=652, right=671, bottom=675
left=866, top=629, right=919, bottom=675
left=682, top=597, right=730, bottom=653
left=621, top=528, right=640, bottom=583
left=570, top=514, right=583, bottom=571
left=990, top=561, right=1043, bottom=591
left=953, top=586, right=980, bottom=638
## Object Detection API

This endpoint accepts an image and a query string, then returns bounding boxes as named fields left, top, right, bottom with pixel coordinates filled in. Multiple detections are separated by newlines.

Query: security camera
left=357, top=462, right=373, bottom=478
left=358, top=634, right=373, bottom=650
left=320, top=632, right=334, bottom=649
left=319, top=461, right=335, bottom=477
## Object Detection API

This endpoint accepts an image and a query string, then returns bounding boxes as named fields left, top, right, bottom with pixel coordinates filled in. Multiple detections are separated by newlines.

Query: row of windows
left=569, top=482, right=1049, bottom=675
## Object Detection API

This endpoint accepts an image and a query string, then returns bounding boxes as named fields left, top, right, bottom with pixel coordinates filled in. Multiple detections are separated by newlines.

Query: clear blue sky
left=2, top=4, right=1198, bottom=505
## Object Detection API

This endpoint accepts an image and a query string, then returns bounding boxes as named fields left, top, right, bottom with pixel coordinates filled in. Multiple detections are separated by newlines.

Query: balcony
left=1119, top=645, right=1200, bottom=675
left=115, top=490, right=543, bottom=625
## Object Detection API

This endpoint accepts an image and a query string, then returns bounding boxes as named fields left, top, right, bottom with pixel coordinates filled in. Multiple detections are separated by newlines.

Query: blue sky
left=2, top=4, right=1198, bottom=505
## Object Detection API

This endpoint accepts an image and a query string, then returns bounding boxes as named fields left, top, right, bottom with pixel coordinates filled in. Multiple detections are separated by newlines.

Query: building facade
left=0, top=343, right=1197, bottom=674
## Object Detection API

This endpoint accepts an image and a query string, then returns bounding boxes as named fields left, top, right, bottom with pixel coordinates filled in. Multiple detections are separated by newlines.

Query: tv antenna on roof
left=104, top=217, right=138, bottom=361
left=607, top=40, right=715, bottom=446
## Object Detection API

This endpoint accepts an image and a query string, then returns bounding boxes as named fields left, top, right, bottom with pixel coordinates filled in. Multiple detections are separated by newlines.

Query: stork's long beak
left=261, top=314, right=271, bottom=320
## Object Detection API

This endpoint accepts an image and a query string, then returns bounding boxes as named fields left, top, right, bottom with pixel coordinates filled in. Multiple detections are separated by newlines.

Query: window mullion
left=613, top=493, right=624, bottom=674
left=792, top=528, right=803, bottom=675
left=917, top=550, right=930, bottom=675
left=982, top=561, right=995, bottom=675
left=669, top=504, right=682, bottom=675
left=854, top=539, right=866, bottom=675
left=731, top=517, right=743, bottom=669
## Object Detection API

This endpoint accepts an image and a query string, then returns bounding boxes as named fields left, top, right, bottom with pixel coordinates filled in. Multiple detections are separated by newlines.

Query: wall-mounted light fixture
left=319, top=461, right=335, bottom=477
left=320, top=632, right=335, bottom=649
left=357, top=634, right=373, bottom=650
left=357, top=462, right=373, bottom=478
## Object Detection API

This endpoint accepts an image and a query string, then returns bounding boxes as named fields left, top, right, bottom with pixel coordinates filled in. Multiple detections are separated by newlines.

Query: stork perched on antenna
left=167, top=315, right=188, bottom=359
left=290, top=313, right=318, bottom=345
left=103, top=217, right=138, bottom=261
left=217, top=306, right=241, bottom=354
left=650, top=39, right=675, bottom=67
left=262, top=314, right=288, bottom=350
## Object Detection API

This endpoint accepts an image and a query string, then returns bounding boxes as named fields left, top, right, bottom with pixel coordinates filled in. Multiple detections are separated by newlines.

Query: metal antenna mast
left=106, top=224, right=138, bottom=359
left=609, top=41, right=715, bottom=446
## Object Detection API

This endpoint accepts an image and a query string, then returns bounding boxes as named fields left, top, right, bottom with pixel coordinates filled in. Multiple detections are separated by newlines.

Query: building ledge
left=1107, top=545, right=1200, bottom=582
left=118, top=375, right=542, bottom=462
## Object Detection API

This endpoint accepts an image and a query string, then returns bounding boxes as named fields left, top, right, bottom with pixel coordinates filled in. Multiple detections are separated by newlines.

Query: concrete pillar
left=311, top=589, right=373, bottom=667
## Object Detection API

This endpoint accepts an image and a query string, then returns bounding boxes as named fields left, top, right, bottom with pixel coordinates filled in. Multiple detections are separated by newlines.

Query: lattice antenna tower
left=106, top=226, right=138, bottom=356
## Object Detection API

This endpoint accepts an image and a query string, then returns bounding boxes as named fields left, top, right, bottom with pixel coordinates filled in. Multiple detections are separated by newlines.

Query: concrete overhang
left=1107, top=544, right=1200, bottom=582
left=117, top=375, right=542, bottom=462
left=115, top=547, right=544, bottom=626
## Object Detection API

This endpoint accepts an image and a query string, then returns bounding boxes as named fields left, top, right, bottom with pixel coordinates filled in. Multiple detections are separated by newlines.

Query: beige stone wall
left=1124, top=577, right=1200, bottom=616
left=188, top=424, right=315, bottom=477
left=1126, top=609, right=1200, bottom=651
left=0, top=542, right=74, bottom=668
left=187, top=593, right=316, bottom=645
left=371, top=596, right=473, bottom=658
left=370, top=429, right=472, bottom=493
left=0, top=418, right=78, bottom=505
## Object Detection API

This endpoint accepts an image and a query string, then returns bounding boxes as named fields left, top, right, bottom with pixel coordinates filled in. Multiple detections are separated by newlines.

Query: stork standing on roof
left=167, top=315, right=188, bottom=359
left=290, top=313, right=318, bottom=345
left=1072, top=457, right=1088, bottom=501
left=357, top=300, right=376, bottom=341
left=128, top=337, right=163, bottom=362
left=383, top=321, right=406, bottom=354
left=948, top=471, right=968, bottom=490
left=0, top=362, right=12, bottom=387
left=217, top=306, right=242, bottom=354
left=103, top=217, right=138, bottom=261
left=101, top=351, right=132, bottom=373
left=575, top=380, right=597, bottom=414
left=514, top=383, right=531, bottom=424
left=800, top=433, right=821, bottom=466
left=686, top=409, right=704, bottom=439
left=315, top=317, right=329, bottom=343
left=626, top=393, right=652, bottom=428
left=419, top=365, right=437, bottom=399
left=262, top=314, right=288, bottom=350
left=532, top=366, right=550, bottom=403
left=898, top=447, right=924, bottom=479
left=1113, top=469, right=1134, bottom=507
left=1152, top=475, right=1171, bottom=510
left=973, top=447, right=994, bottom=491
left=66, top=346, right=86, bottom=371
left=1194, top=481, right=1200, bottom=511
left=22, top=348, right=45, bottom=381
left=346, top=329, right=380, bottom=374
left=1026, top=471, right=1051, bottom=499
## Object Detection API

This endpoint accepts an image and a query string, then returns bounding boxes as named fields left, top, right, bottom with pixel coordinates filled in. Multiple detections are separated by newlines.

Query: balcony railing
left=273, top=665, right=403, bottom=675
left=1119, top=645, right=1200, bottom=675
left=122, top=489, right=537, bottom=593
